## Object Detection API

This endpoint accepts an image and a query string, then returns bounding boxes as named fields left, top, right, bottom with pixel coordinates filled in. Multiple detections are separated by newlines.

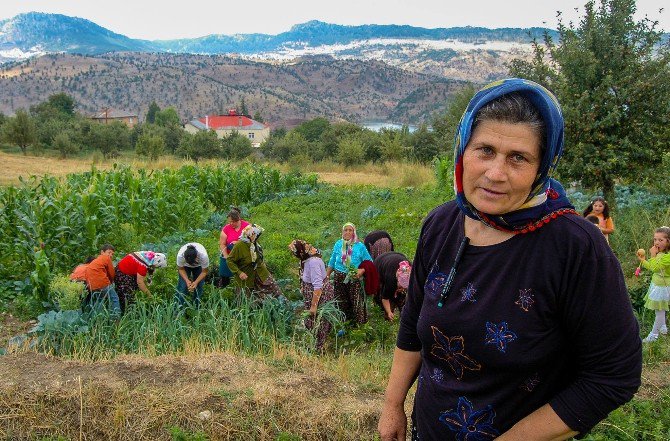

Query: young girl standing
left=638, top=226, right=670, bottom=342
left=583, top=197, right=615, bottom=243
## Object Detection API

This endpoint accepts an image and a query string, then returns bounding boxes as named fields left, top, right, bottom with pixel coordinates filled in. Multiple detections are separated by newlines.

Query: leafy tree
left=30, top=93, right=76, bottom=120
left=336, top=135, right=366, bottom=167
left=177, top=130, right=221, bottom=162
left=146, top=101, right=160, bottom=124
left=260, top=128, right=287, bottom=158
left=221, top=131, right=253, bottom=160
left=379, top=129, right=408, bottom=162
left=3, top=109, right=37, bottom=155
left=296, top=117, right=331, bottom=143
left=155, top=107, right=180, bottom=128
left=319, top=122, right=362, bottom=159
left=0, top=112, right=6, bottom=128
left=431, top=84, right=477, bottom=156
left=53, top=132, right=78, bottom=159
left=86, top=121, right=131, bottom=159
left=135, top=133, right=165, bottom=160
left=509, top=0, right=670, bottom=204
left=411, top=124, right=439, bottom=163
left=270, top=131, right=310, bottom=162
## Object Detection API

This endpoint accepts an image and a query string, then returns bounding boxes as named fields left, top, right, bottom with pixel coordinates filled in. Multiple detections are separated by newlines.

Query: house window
left=248, top=132, right=255, bottom=139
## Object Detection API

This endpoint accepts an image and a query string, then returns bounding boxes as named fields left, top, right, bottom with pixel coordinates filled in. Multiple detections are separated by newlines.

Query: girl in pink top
left=219, top=207, right=250, bottom=287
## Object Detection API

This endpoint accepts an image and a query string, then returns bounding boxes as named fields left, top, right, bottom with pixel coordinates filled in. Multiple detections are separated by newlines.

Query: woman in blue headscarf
left=378, top=79, right=641, bottom=441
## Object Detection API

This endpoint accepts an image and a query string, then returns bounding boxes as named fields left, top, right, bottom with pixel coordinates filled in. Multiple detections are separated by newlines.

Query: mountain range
left=0, top=12, right=557, bottom=125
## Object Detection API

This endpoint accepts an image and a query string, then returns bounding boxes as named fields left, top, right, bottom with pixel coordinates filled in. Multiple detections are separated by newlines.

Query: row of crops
left=0, top=163, right=318, bottom=294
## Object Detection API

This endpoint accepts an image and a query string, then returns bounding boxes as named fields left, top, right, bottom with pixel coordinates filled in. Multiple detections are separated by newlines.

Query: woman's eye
left=479, top=147, right=494, bottom=156
left=511, top=154, right=527, bottom=163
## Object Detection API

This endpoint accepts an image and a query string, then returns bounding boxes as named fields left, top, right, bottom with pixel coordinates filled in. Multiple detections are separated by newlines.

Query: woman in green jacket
left=227, top=224, right=283, bottom=300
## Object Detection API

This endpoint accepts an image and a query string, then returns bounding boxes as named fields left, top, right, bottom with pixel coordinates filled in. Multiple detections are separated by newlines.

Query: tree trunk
left=602, top=179, right=616, bottom=211
left=20, top=145, right=27, bottom=155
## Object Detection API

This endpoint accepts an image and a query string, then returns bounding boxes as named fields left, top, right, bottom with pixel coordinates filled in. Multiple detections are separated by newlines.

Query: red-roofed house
left=184, top=110, right=270, bottom=147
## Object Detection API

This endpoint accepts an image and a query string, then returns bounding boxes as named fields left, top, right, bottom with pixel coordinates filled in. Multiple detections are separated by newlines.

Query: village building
left=184, top=110, right=270, bottom=147
left=90, top=108, right=138, bottom=128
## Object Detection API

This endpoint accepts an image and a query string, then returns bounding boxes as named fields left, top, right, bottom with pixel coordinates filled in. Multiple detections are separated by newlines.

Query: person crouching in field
left=227, top=224, right=283, bottom=300
left=70, top=256, right=95, bottom=282
left=84, top=244, right=121, bottom=317
left=114, top=251, right=167, bottom=313
left=289, top=239, right=335, bottom=351
left=373, top=251, right=411, bottom=321
left=176, top=243, right=209, bottom=308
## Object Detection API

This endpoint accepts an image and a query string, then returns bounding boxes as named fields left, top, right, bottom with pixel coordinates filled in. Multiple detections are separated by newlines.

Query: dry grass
left=0, top=151, right=436, bottom=188
left=0, top=351, right=382, bottom=440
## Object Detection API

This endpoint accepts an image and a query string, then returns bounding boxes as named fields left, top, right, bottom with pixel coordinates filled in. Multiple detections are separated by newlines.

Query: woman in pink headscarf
left=373, top=251, right=411, bottom=321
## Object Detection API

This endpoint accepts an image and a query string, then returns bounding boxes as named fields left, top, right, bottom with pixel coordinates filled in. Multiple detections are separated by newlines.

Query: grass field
left=0, top=151, right=669, bottom=440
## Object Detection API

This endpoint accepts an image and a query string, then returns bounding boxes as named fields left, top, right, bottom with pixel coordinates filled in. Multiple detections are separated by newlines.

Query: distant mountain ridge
left=0, top=12, right=557, bottom=61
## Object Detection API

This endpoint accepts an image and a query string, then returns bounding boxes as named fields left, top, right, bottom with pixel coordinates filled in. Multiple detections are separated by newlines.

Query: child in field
left=637, top=226, right=670, bottom=342
left=583, top=197, right=615, bottom=243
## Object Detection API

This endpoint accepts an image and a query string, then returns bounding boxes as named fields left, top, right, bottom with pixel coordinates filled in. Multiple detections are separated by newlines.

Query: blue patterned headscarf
left=453, top=78, right=576, bottom=233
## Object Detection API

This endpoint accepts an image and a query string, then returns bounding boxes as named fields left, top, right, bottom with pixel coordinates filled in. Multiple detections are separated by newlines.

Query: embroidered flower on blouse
left=431, top=326, right=481, bottom=380
left=460, top=282, right=477, bottom=302
left=515, top=288, right=535, bottom=312
left=520, top=373, right=541, bottom=392
left=485, top=321, right=518, bottom=353
left=439, top=396, right=500, bottom=441
left=425, top=267, right=448, bottom=299
left=430, top=367, right=444, bottom=383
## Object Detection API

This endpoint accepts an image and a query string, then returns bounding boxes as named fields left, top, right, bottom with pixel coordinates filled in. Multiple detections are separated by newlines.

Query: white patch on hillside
left=245, top=38, right=533, bottom=61
left=0, top=46, right=45, bottom=62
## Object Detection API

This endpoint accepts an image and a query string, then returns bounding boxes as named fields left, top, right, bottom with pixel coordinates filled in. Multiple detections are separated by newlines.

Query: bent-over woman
left=378, top=78, right=641, bottom=440
left=289, top=239, right=336, bottom=351
left=373, top=251, right=411, bottom=321
left=115, top=251, right=167, bottom=313
left=326, top=222, right=373, bottom=324
left=364, top=230, right=395, bottom=260
left=227, top=224, right=283, bottom=300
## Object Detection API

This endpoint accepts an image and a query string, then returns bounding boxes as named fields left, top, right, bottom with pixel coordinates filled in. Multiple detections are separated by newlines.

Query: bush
left=49, top=274, right=85, bottom=311
left=336, top=136, right=365, bottom=167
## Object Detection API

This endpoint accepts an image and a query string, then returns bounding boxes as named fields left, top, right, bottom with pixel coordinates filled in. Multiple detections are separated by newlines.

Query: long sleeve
left=548, top=240, right=642, bottom=435
left=105, top=255, right=115, bottom=281
left=328, top=241, right=340, bottom=269
left=226, top=244, right=242, bottom=275
left=642, top=252, right=670, bottom=272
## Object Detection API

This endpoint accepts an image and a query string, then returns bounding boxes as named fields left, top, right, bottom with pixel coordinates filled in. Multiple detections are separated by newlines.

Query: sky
left=0, top=0, right=667, bottom=40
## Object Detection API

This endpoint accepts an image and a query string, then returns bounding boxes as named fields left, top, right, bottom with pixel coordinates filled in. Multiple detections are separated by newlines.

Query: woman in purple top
left=378, top=79, right=641, bottom=440
left=289, top=239, right=335, bottom=351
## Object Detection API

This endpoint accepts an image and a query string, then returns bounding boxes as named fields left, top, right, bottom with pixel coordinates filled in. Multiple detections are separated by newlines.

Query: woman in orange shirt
left=583, top=197, right=614, bottom=243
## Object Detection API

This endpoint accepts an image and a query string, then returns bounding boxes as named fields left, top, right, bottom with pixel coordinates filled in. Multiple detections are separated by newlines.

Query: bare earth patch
left=0, top=351, right=381, bottom=440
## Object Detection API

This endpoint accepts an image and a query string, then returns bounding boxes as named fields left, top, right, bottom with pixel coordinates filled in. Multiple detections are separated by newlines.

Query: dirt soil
left=0, top=312, right=32, bottom=349
left=0, top=351, right=382, bottom=440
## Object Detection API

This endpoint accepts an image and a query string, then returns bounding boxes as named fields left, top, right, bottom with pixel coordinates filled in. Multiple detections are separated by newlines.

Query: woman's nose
left=484, top=158, right=507, bottom=182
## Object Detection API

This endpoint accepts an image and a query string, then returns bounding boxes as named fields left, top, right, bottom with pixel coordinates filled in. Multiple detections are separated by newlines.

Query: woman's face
left=342, top=226, right=355, bottom=241
left=591, top=201, right=604, bottom=214
left=228, top=217, right=241, bottom=229
left=653, top=232, right=670, bottom=252
left=462, top=120, right=542, bottom=215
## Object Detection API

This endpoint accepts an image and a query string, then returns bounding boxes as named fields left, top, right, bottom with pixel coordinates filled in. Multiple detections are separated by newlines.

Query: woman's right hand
left=239, top=272, right=248, bottom=280
left=378, top=402, right=407, bottom=441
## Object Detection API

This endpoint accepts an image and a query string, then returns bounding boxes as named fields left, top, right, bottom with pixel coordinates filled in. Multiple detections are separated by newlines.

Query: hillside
left=0, top=52, right=469, bottom=126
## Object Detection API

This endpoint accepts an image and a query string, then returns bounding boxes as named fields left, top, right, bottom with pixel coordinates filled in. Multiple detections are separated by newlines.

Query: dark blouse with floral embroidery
left=397, top=201, right=641, bottom=440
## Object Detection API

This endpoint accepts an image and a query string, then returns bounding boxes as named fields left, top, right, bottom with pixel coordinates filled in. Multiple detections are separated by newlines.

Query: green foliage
left=86, top=121, right=131, bottom=158
left=135, top=133, right=165, bottom=160
left=336, top=135, right=365, bottom=167
left=295, top=117, right=331, bottom=142
left=146, top=101, right=160, bottom=124
left=53, top=132, right=78, bottom=158
left=379, top=129, right=409, bottom=162
left=169, top=426, right=209, bottom=441
left=177, top=130, right=221, bottom=161
left=30, top=92, right=76, bottom=119
left=509, top=0, right=670, bottom=203
left=221, top=131, right=253, bottom=160
left=2, top=109, right=37, bottom=155
left=155, top=107, right=180, bottom=128
left=268, top=131, right=309, bottom=163
left=49, top=274, right=86, bottom=311
left=411, top=124, right=438, bottom=163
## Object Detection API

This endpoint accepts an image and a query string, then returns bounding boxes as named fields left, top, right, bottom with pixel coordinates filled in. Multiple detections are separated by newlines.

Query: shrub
left=49, top=274, right=85, bottom=311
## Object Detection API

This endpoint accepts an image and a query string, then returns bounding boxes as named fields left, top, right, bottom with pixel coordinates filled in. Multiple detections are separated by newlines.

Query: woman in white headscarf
left=114, top=251, right=167, bottom=313
left=326, top=222, right=373, bottom=324
left=227, top=224, right=283, bottom=300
